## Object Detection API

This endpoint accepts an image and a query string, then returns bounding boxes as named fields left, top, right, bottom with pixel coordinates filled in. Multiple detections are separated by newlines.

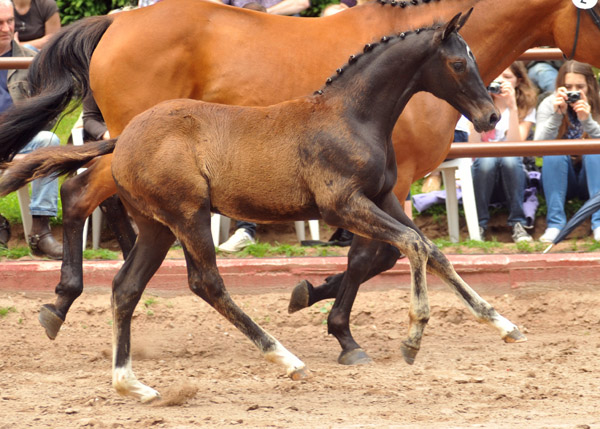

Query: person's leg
left=218, top=220, right=256, bottom=252
left=471, top=157, right=499, bottom=231
left=18, top=131, right=62, bottom=258
left=235, top=220, right=256, bottom=239
left=582, top=155, right=600, bottom=231
left=542, top=155, right=575, bottom=230
left=498, top=157, right=528, bottom=226
left=527, top=62, right=558, bottom=93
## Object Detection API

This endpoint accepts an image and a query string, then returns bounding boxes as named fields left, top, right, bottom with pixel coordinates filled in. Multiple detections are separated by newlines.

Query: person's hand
left=494, top=80, right=517, bottom=110
left=553, top=86, right=569, bottom=114
left=571, top=90, right=591, bottom=121
left=102, top=130, right=110, bottom=140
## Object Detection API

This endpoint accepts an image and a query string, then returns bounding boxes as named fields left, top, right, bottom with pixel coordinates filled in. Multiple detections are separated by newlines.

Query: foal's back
left=113, top=98, right=332, bottom=222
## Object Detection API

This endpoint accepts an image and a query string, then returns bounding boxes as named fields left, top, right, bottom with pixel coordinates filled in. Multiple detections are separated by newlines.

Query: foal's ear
left=441, top=12, right=462, bottom=41
left=457, top=7, right=474, bottom=31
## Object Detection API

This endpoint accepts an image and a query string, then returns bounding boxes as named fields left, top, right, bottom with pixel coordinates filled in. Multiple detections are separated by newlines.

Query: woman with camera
left=469, top=62, right=538, bottom=243
left=535, top=60, right=600, bottom=243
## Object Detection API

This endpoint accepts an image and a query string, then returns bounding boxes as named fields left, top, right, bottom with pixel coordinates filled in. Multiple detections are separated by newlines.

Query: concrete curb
left=2, top=252, right=600, bottom=295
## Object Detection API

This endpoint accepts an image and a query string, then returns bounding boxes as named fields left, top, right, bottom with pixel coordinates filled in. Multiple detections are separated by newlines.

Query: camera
left=566, top=91, right=581, bottom=104
left=487, top=81, right=502, bottom=94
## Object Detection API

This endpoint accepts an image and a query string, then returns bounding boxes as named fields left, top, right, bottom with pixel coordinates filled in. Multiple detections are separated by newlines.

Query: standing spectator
left=12, top=0, right=60, bottom=51
left=0, top=0, right=62, bottom=258
left=536, top=61, right=600, bottom=243
left=469, top=62, right=537, bottom=242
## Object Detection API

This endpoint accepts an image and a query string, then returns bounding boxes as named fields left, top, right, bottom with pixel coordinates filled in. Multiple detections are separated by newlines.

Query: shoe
left=0, top=214, right=10, bottom=249
left=512, top=222, right=533, bottom=243
left=29, top=232, right=63, bottom=260
left=218, top=228, right=255, bottom=252
left=421, top=173, right=442, bottom=193
left=478, top=226, right=486, bottom=241
left=594, top=227, right=600, bottom=242
left=539, top=227, right=561, bottom=244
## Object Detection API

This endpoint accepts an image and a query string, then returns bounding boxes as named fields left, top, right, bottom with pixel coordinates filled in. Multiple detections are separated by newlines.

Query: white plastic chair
left=433, top=157, right=480, bottom=242
left=71, top=117, right=103, bottom=250
left=210, top=215, right=320, bottom=246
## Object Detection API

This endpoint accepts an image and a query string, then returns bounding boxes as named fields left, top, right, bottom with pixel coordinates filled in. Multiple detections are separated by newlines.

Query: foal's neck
left=319, top=29, right=435, bottom=139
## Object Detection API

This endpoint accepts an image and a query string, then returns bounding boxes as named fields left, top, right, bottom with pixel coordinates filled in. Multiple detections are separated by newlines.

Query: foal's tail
left=0, top=15, right=114, bottom=161
left=0, top=139, right=117, bottom=197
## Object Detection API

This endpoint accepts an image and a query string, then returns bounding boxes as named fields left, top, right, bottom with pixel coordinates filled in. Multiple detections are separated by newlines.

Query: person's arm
left=534, top=95, right=563, bottom=141
left=82, top=95, right=109, bottom=141
left=266, top=0, right=310, bottom=15
left=16, top=12, right=60, bottom=50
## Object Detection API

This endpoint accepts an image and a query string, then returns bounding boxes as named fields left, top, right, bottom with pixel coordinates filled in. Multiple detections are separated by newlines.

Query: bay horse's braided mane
left=314, top=23, right=442, bottom=96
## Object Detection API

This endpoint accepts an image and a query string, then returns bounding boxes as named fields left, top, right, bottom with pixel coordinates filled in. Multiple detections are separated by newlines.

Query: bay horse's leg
left=111, top=214, right=175, bottom=402
left=288, top=240, right=399, bottom=313
left=98, top=194, right=136, bottom=259
left=38, top=156, right=117, bottom=340
left=179, top=210, right=309, bottom=381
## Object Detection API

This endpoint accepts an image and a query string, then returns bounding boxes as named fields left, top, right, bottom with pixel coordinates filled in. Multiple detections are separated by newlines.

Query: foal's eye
left=452, top=62, right=465, bottom=72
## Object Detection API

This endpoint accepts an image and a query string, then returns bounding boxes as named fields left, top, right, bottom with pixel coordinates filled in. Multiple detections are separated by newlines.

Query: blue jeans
left=542, top=154, right=600, bottom=230
left=18, top=131, right=60, bottom=216
left=527, top=62, right=558, bottom=93
left=471, top=157, right=528, bottom=229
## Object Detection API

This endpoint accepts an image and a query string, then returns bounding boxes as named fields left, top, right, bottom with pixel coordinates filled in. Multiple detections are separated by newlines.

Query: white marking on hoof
left=491, top=314, right=521, bottom=340
left=113, top=361, right=160, bottom=403
left=263, top=340, right=306, bottom=378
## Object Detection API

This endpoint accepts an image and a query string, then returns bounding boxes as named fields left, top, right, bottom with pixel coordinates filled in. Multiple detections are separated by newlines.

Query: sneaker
left=594, top=227, right=600, bottom=242
left=512, top=222, right=533, bottom=243
left=539, top=227, right=561, bottom=244
left=478, top=226, right=486, bottom=241
left=218, top=228, right=255, bottom=252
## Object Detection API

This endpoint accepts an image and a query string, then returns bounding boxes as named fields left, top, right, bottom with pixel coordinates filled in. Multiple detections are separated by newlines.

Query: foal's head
left=423, top=10, right=499, bottom=132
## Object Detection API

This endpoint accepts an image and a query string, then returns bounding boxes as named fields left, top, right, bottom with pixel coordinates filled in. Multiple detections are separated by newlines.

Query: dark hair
left=509, top=61, right=537, bottom=121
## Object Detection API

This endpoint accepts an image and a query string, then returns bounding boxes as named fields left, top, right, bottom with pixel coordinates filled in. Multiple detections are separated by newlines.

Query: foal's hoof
left=400, top=342, right=419, bottom=365
left=288, top=280, right=311, bottom=313
left=38, top=304, right=64, bottom=340
left=289, top=367, right=312, bottom=381
left=503, top=328, right=527, bottom=343
left=338, top=348, right=372, bottom=365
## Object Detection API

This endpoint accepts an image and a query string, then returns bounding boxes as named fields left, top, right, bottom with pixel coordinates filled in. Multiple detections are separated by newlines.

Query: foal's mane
left=314, top=23, right=443, bottom=96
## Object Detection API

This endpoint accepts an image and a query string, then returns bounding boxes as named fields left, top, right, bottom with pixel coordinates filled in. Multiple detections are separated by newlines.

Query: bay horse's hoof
left=503, top=328, right=527, bottom=343
left=289, top=367, right=312, bottom=381
left=288, top=280, right=311, bottom=313
left=38, top=304, right=64, bottom=340
left=400, top=341, right=419, bottom=365
left=338, top=348, right=372, bottom=365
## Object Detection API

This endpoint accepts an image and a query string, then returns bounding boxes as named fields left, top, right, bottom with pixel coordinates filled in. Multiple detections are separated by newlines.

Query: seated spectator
left=221, top=0, right=310, bottom=16
left=0, top=0, right=61, bottom=258
left=525, top=59, right=562, bottom=95
left=12, top=0, right=60, bottom=51
left=536, top=60, right=600, bottom=243
left=82, top=92, right=110, bottom=141
left=321, top=2, right=348, bottom=16
left=469, top=62, right=537, bottom=242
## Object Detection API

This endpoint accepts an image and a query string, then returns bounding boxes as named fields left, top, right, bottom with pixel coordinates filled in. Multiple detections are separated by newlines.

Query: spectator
left=469, top=62, right=537, bottom=242
left=525, top=59, right=562, bottom=94
left=82, top=92, right=109, bottom=141
left=536, top=60, right=600, bottom=243
left=221, top=0, right=310, bottom=16
left=12, top=0, right=60, bottom=51
left=321, top=2, right=347, bottom=16
left=0, top=0, right=61, bottom=258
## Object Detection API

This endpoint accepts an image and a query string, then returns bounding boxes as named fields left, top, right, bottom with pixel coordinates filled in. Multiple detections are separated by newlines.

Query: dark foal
left=0, top=13, right=527, bottom=401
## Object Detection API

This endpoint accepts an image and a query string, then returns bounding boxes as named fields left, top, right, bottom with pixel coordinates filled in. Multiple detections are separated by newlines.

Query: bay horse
left=0, top=0, right=598, bottom=352
left=0, top=14, right=525, bottom=401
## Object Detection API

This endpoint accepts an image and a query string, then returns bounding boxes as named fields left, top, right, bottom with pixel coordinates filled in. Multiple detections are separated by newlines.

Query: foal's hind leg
left=179, top=211, right=309, bottom=381
left=111, top=214, right=174, bottom=402
left=39, top=157, right=118, bottom=339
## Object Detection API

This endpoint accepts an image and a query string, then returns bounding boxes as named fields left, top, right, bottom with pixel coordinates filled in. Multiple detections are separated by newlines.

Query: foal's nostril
left=489, top=112, right=500, bottom=127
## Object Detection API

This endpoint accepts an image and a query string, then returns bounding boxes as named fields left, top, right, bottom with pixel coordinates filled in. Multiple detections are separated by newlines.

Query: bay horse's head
left=423, top=10, right=499, bottom=133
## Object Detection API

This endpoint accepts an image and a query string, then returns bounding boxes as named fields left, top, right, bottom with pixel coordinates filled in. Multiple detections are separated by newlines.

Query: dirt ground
left=1, top=284, right=600, bottom=428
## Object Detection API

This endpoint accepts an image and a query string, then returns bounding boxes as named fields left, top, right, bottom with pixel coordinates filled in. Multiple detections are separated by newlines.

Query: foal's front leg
left=321, top=193, right=432, bottom=365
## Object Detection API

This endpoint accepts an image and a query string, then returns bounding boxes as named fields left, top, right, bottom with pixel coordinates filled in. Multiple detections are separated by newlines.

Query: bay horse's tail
left=0, top=15, right=114, bottom=161
left=0, top=139, right=117, bottom=197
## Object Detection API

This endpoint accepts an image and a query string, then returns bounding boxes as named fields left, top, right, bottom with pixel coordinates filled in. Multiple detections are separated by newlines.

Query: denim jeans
left=542, top=154, right=600, bottom=230
left=471, top=157, right=528, bottom=229
left=18, top=131, right=60, bottom=216
left=527, top=62, right=558, bottom=93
